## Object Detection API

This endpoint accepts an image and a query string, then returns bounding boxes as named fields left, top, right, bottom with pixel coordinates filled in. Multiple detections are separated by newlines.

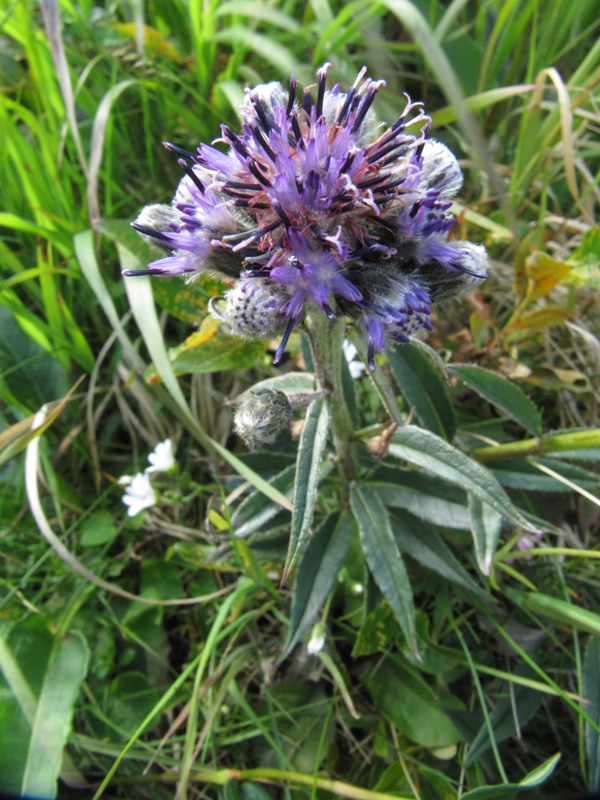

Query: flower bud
left=210, top=279, right=290, bottom=340
left=234, top=389, right=293, bottom=449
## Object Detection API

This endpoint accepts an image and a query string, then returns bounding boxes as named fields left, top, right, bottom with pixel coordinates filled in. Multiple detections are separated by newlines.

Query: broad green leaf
left=0, top=307, right=69, bottom=411
left=350, top=485, right=416, bottom=652
left=140, top=560, right=183, bottom=600
left=389, top=512, right=486, bottom=597
left=283, top=513, right=354, bottom=660
left=368, top=462, right=469, bottom=529
left=0, top=619, right=89, bottom=800
left=387, top=427, right=537, bottom=531
left=509, top=305, right=572, bottom=334
left=450, top=364, right=542, bottom=437
left=106, top=672, right=161, bottom=738
left=364, top=655, right=461, bottom=748
left=146, top=327, right=267, bottom=377
left=466, top=669, right=542, bottom=765
left=524, top=251, right=571, bottom=301
left=21, top=632, right=89, bottom=799
left=468, top=497, right=503, bottom=576
left=583, top=638, right=600, bottom=790
left=238, top=371, right=316, bottom=398
left=80, top=510, right=118, bottom=547
left=152, top=274, right=227, bottom=323
left=388, top=343, right=455, bottom=440
left=353, top=602, right=399, bottom=657
left=564, top=226, right=600, bottom=289
left=283, top=398, right=331, bottom=580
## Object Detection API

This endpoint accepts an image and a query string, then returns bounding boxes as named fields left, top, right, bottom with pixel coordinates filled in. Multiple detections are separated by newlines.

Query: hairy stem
left=306, top=313, right=356, bottom=485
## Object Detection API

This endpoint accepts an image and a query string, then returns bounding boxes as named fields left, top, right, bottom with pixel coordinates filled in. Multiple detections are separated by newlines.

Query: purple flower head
left=127, top=64, right=488, bottom=366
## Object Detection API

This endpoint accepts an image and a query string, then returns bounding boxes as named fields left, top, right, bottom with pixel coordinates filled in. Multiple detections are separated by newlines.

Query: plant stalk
left=306, top=313, right=356, bottom=484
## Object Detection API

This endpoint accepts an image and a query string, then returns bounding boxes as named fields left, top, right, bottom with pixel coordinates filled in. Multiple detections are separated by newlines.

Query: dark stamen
left=253, top=97, right=276, bottom=133
left=273, top=203, right=292, bottom=229
left=122, top=268, right=168, bottom=277
left=163, top=141, right=197, bottom=160
left=177, top=159, right=205, bottom=194
left=336, top=86, right=356, bottom=126
left=322, top=302, right=336, bottom=320
left=247, top=160, right=272, bottom=187
left=224, top=127, right=251, bottom=160
left=286, top=76, right=297, bottom=116
left=223, top=180, right=262, bottom=191
left=251, top=125, right=276, bottom=161
left=302, top=87, right=313, bottom=116
left=316, top=69, right=327, bottom=118
left=351, top=85, right=380, bottom=133
left=273, top=317, right=297, bottom=365
left=340, top=152, right=356, bottom=174
left=290, top=112, right=302, bottom=143
left=131, top=222, right=169, bottom=242
left=367, top=341, right=376, bottom=372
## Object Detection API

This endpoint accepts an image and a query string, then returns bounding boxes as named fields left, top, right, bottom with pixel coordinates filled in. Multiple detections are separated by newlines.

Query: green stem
left=306, top=313, right=356, bottom=484
left=112, top=767, right=410, bottom=800
left=472, top=428, right=600, bottom=462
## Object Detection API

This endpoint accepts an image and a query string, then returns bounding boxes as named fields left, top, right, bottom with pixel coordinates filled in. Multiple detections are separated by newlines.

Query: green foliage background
left=1, top=1, right=599, bottom=798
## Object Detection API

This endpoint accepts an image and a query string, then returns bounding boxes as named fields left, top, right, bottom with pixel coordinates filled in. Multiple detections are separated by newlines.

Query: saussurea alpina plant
left=126, top=63, right=488, bottom=478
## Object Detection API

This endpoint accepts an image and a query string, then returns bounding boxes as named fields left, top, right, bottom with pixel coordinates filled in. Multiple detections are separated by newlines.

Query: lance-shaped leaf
left=388, top=343, right=455, bottom=441
left=469, top=496, right=503, bottom=576
left=450, top=364, right=542, bottom=437
left=350, top=485, right=417, bottom=653
left=389, top=512, right=487, bottom=597
left=282, top=398, right=330, bottom=581
left=282, top=512, right=355, bottom=660
left=387, top=427, right=538, bottom=532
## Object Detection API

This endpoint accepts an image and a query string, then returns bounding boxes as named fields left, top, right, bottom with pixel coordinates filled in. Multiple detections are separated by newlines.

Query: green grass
left=1, top=1, right=599, bottom=798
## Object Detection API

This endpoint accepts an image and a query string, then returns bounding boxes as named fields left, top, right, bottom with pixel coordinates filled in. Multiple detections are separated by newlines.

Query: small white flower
left=343, top=340, right=366, bottom=379
left=307, top=623, right=326, bottom=655
left=145, top=438, right=176, bottom=475
left=122, top=472, right=157, bottom=517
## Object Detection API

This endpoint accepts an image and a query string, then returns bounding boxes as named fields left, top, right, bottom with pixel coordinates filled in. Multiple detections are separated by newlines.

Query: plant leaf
left=350, top=485, right=416, bottom=653
left=389, top=511, right=487, bottom=597
left=283, top=512, right=354, bottom=660
left=387, top=427, right=537, bottom=531
left=364, top=655, right=461, bottom=748
left=583, top=637, right=600, bottom=790
left=367, top=462, right=469, bottom=529
left=231, top=464, right=296, bottom=539
left=0, top=619, right=89, bottom=800
left=450, top=364, right=542, bottom=437
left=468, top=497, right=503, bottom=576
left=283, top=398, right=331, bottom=581
left=465, top=668, right=543, bottom=765
left=388, top=343, right=455, bottom=440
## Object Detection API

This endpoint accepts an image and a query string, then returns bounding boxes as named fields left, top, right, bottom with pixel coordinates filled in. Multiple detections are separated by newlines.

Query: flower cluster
left=120, top=439, right=177, bottom=517
left=127, top=64, right=488, bottom=369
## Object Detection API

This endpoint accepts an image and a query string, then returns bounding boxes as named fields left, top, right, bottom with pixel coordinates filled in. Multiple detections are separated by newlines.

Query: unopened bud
left=234, top=389, right=293, bottom=449
left=209, top=279, right=290, bottom=340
